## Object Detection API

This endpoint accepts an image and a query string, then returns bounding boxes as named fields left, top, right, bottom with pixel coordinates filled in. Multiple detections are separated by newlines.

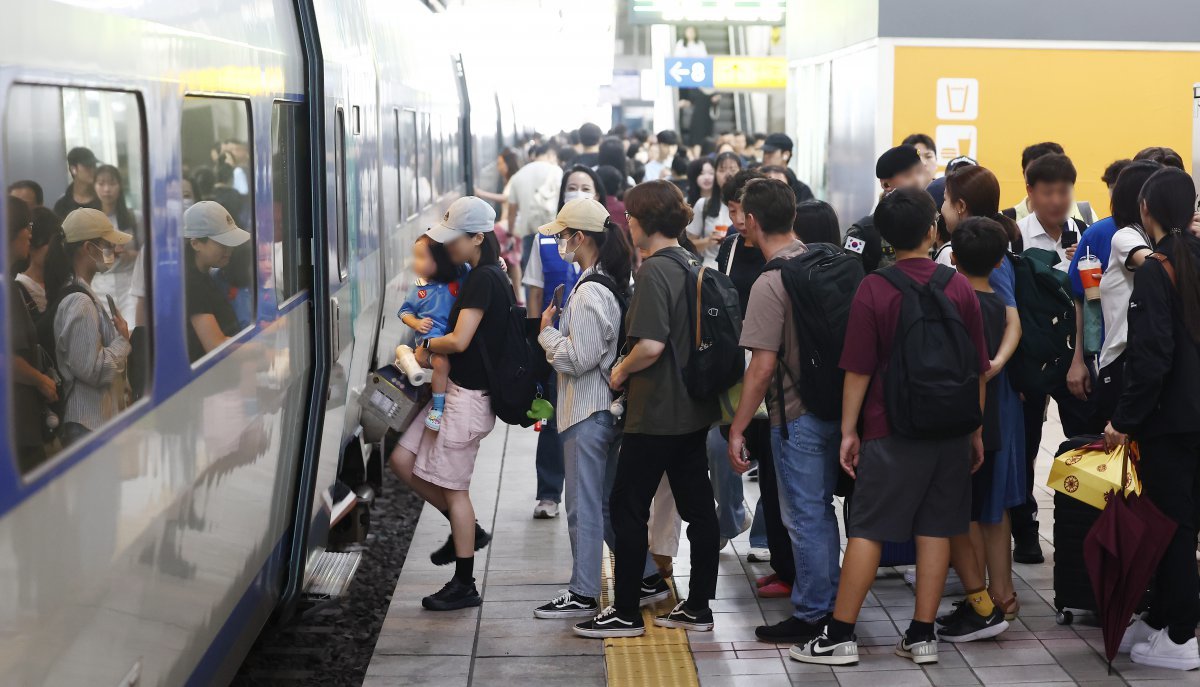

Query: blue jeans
left=771, top=414, right=842, bottom=623
left=535, top=376, right=564, bottom=502
left=749, top=501, right=768, bottom=549
left=561, top=410, right=655, bottom=598
left=707, top=426, right=747, bottom=539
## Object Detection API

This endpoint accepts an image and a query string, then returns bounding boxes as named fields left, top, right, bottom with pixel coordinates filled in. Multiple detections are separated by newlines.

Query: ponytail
left=1140, top=167, right=1200, bottom=342
left=592, top=217, right=633, bottom=291
left=42, top=229, right=74, bottom=307
left=1169, top=232, right=1200, bottom=343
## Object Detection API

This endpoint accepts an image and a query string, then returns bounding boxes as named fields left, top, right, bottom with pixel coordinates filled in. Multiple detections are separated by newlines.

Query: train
left=0, top=1, right=529, bottom=684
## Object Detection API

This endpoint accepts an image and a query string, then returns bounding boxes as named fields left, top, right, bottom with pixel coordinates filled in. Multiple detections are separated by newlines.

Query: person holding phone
left=43, top=208, right=133, bottom=446
left=1016, top=153, right=1089, bottom=270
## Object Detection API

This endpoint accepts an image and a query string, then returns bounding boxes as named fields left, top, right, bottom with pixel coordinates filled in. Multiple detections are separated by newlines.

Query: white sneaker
left=532, top=500, right=559, bottom=519
left=903, top=567, right=963, bottom=596
left=739, top=501, right=753, bottom=535
left=1131, top=628, right=1200, bottom=671
left=747, top=547, right=771, bottom=562
left=1119, top=617, right=1157, bottom=654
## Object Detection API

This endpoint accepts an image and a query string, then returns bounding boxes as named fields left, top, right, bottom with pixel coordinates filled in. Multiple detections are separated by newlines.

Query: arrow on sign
left=669, top=62, right=690, bottom=83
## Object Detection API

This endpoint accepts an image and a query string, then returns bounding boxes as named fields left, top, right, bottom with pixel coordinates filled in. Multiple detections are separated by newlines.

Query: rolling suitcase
left=1051, top=434, right=1102, bottom=625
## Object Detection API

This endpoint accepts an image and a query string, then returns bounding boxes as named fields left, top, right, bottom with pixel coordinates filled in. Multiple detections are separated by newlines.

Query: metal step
left=303, top=551, right=362, bottom=599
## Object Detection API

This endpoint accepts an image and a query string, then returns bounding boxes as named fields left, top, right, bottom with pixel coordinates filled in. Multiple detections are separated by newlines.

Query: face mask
left=563, top=190, right=592, bottom=205
left=557, top=232, right=579, bottom=263
left=90, top=243, right=115, bottom=273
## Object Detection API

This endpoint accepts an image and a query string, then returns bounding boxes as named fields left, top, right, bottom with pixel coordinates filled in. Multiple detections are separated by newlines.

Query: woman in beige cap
left=43, top=208, right=133, bottom=446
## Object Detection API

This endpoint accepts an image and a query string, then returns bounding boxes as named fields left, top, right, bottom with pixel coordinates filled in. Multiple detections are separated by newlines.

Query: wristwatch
left=420, top=338, right=432, bottom=351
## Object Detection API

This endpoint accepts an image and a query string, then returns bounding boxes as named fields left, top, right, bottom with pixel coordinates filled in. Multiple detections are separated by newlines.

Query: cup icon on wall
left=935, top=125, right=978, bottom=165
left=936, top=78, right=978, bottom=120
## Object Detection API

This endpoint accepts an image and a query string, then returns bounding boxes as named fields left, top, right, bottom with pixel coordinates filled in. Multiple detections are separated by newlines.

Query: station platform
left=364, top=415, right=1199, bottom=687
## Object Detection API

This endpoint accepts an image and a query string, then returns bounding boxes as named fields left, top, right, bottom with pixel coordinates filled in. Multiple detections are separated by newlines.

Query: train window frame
left=180, top=94, right=257, bottom=368
left=419, top=111, right=432, bottom=209
left=270, top=100, right=312, bottom=306
left=4, top=82, right=154, bottom=479
left=334, top=107, right=349, bottom=281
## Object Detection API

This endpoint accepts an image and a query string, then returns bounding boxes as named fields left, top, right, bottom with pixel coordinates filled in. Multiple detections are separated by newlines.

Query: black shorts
left=847, top=433, right=972, bottom=542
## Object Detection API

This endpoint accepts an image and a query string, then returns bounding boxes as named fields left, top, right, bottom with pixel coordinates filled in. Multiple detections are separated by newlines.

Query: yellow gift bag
left=1047, top=440, right=1141, bottom=510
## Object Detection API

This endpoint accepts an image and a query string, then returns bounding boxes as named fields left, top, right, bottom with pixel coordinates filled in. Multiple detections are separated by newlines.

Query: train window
left=397, top=109, right=417, bottom=218
left=334, top=108, right=349, bottom=278
left=180, top=96, right=255, bottom=365
left=419, top=112, right=432, bottom=208
left=271, top=102, right=311, bottom=303
left=4, top=84, right=152, bottom=473
left=431, top=116, right=443, bottom=200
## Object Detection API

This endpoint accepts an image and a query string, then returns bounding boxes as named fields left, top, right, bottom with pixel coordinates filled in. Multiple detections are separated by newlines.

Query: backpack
left=523, top=168, right=562, bottom=231
left=760, top=242, right=864, bottom=425
left=36, top=283, right=89, bottom=373
left=478, top=265, right=543, bottom=427
left=648, top=249, right=743, bottom=400
left=1008, top=248, right=1076, bottom=395
left=575, top=271, right=628, bottom=350
left=877, top=265, right=982, bottom=439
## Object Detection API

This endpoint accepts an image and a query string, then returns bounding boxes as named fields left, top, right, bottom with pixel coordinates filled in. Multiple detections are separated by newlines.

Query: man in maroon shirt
left=792, top=187, right=990, bottom=667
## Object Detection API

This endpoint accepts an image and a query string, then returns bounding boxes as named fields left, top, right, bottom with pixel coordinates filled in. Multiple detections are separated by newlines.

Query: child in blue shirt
left=398, top=235, right=467, bottom=431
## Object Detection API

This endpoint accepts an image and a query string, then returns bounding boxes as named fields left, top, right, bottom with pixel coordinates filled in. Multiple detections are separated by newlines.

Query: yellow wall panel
left=892, top=46, right=1200, bottom=213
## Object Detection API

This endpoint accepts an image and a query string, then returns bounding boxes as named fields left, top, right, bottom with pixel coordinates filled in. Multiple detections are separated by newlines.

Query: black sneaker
left=789, top=628, right=859, bottom=665
left=639, top=575, right=671, bottom=606
left=421, top=577, right=482, bottom=611
left=936, top=599, right=969, bottom=626
left=755, top=615, right=828, bottom=644
left=534, top=591, right=598, bottom=619
left=430, top=523, right=492, bottom=566
left=573, top=606, right=645, bottom=638
left=937, top=606, right=1009, bottom=643
left=1012, top=535, right=1044, bottom=564
left=653, top=600, right=714, bottom=631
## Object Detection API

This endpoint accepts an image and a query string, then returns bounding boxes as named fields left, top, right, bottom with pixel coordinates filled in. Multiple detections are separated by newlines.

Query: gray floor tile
left=833, top=669, right=932, bottom=686
left=474, top=633, right=603, bottom=657
left=919, top=666, right=980, bottom=686
left=971, top=663, right=1072, bottom=684
left=365, top=654, right=472, bottom=678
left=693, top=655, right=788, bottom=676
left=470, top=655, right=607, bottom=679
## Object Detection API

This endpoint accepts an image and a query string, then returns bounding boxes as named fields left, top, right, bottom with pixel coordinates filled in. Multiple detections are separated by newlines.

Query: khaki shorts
left=399, top=382, right=496, bottom=491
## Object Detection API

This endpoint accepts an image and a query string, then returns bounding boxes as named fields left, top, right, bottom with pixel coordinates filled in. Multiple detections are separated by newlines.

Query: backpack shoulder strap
left=1147, top=252, right=1177, bottom=287
left=1072, top=217, right=1088, bottom=232
left=1002, top=207, right=1018, bottom=221
left=928, top=264, right=956, bottom=291
left=875, top=265, right=916, bottom=294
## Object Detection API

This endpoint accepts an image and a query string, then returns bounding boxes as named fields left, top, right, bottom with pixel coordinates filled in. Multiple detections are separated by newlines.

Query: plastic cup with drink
left=1079, top=248, right=1102, bottom=301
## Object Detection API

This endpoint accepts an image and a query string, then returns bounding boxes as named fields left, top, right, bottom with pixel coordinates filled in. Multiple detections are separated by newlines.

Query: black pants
left=1012, top=381, right=1103, bottom=539
left=727, top=419, right=795, bottom=583
left=1139, top=433, right=1200, bottom=636
left=610, top=428, right=719, bottom=614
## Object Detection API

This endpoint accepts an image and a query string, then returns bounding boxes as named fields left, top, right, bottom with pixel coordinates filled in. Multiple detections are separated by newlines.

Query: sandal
left=992, top=591, right=1020, bottom=621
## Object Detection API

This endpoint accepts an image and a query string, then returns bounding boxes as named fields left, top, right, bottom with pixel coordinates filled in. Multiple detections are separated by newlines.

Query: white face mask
left=90, top=243, right=115, bottom=273
left=556, top=232, right=579, bottom=263
left=563, top=189, right=592, bottom=205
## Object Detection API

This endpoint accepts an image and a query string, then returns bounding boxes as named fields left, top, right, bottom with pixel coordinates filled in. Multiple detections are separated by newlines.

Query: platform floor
left=365, top=411, right=1199, bottom=687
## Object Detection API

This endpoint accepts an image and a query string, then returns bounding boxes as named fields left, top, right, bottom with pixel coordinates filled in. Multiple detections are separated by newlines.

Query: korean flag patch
left=844, top=235, right=866, bottom=255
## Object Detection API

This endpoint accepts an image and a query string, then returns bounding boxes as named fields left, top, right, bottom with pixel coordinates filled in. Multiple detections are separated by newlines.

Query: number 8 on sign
left=691, top=62, right=706, bottom=82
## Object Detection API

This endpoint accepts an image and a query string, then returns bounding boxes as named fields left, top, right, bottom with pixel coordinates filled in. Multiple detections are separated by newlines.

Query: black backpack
left=761, top=243, right=864, bottom=424
left=479, top=266, right=543, bottom=427
left=36, top=283, right=89, bottom=373
left=1009, top=248, right=1076, bottom=395
left=648, top=249, right=743, bottom=400
left=575, top=271, right=629, bottom=349
left=877, top=265, right=982, bottom=439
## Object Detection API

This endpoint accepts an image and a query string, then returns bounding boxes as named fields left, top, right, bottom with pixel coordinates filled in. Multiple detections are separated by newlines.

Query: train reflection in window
left=5, top=84, right=151, bottom=473
left=180, top=96, right=255, bottom=364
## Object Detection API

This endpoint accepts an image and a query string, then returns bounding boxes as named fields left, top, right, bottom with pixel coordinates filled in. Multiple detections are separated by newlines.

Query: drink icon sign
left=935, top=125, right=978, bottom=164
left=936, top=78, right=979, bottom=120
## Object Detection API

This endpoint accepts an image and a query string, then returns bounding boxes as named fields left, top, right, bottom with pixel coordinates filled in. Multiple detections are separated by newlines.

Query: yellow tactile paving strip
left=599, top=549, right=701, bottom=686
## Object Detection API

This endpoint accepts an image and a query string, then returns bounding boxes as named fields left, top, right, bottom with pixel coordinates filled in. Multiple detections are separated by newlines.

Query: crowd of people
left=7, top=140, right=254, bottom=473
left=384, top=120, right=1200, bottom=673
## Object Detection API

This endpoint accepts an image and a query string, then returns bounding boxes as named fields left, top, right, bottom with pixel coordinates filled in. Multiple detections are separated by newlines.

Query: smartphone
left=105, top=294, right=120, bottom=320
left=1062, top=228, right=1078, bottom=250
left=551, top=284, right=565, bottom=310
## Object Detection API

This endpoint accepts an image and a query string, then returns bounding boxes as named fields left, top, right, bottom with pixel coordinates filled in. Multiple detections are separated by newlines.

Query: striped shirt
left=55, top=278, right=131, bottom=430
left=536, top=266, right=621, bottom=432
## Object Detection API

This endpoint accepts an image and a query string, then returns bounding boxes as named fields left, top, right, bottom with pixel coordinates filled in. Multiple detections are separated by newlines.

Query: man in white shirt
left=507, top=144, right=562, bottom=267
left=1006, top=142, right=1095, bottom=225
left=643, top=130, right=679, bottom=183
left=1017, top=153, right=1084, bottom=270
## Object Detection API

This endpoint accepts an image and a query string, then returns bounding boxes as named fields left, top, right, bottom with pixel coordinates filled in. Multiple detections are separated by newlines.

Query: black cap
left=656, top=130, right=679, bottom=146
left=762, top=133, right=793, bottom=153
left=67, top=147, right=98, bottom=168
left=875, top=145, right=922, bottom=180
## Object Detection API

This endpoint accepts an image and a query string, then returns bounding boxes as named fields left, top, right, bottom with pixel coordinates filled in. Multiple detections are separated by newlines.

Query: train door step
left=303, top=551, right=362, bottom=599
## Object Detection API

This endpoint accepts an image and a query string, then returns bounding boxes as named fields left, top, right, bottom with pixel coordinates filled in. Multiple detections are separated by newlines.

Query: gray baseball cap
left=425, top=196, right=496, bottom=244
left=183, top=200, right=251, bottom=247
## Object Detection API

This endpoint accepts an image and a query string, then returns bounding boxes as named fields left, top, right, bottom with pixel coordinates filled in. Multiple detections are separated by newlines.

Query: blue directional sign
left=664, top=57, right=714, bottom=88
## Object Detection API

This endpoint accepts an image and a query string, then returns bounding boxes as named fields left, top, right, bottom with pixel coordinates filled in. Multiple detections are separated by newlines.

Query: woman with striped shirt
left=531, top=198, right=665, bottom=620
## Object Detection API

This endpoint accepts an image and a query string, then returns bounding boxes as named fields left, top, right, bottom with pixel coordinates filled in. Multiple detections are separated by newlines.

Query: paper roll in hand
left=395, top=344, right=432, bottom=385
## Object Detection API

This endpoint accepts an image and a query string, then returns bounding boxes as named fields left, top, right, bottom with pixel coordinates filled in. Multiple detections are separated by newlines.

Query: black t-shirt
left=186, top=262, right=241, bottom=363
left=575, top=152, right=599, bottom=168
left=447, top=264, right=511, bottom=391
left=10, top=286, right=44, bottom=453
left=978, top=290, right=1007, bottom=451
left=52, top=184, right=101, bottom=219
left=715, top=232, right=765, bottom=316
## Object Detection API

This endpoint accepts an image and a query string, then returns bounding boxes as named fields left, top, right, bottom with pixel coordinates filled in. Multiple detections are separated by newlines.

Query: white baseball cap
left=425, top=196, right=496, bottom=244
left=183, top=200, right=251, bottom=247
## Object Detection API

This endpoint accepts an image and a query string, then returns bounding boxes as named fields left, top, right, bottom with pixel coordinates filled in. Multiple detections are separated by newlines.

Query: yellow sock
left=966, top=588, right=995, bottom=617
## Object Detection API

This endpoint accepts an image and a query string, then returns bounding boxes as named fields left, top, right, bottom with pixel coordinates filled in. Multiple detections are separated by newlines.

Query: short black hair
left=1110, top=160, right=1162, bottom=229
left=794, top=200, right=841, bottom=244
left=1025, top=153, right=1077, bottom=187
left=902, top=133, right=935, bottom=150
left=720, top=169, right=766, bottom=207
left=950, top=217, right=1007, bottom=277
left=8, top=180, right=43, bottom=206
left=671, top=153, right=689, bottom=177
left=1021, top=142, right=1065, bottom=171
left=1133, top=146, right=1185, bottom=170
left=578, top=123, right=602, bottom=147
left=1101, top=159, right=1132, bottom=186
left=7, top=195, right=31, bottom=243
left=873, top=187, right=936, bottom=251
left=740, top=178, right=796, bottom=236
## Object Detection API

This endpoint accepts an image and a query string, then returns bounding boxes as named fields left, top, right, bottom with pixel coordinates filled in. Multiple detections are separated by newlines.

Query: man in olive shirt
left=729, top=178, right=842, bottom=645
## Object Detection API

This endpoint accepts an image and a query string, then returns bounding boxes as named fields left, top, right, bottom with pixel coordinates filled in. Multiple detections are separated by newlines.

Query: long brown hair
left=945, top=165, right=1021, bottom=247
